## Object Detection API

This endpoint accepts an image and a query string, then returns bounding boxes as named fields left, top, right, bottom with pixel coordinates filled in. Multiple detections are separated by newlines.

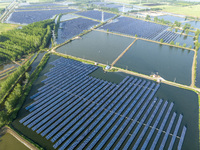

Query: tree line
left=0, top=19, right=54, bottom=64
left=0, top=53, right=50, bottom=128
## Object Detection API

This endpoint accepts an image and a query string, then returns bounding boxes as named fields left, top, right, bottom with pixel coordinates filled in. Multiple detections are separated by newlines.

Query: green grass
left=149, top=4, right=200, bottom=17
left=0, top=23, right=20, bottom=34
left=0, top=3, right=9, bottom=9
left=25, top=0, right=55, bottom=2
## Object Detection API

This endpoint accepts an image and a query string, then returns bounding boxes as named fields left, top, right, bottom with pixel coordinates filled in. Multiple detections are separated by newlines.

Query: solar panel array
left=155, top=31, right=179, bottom=43
left=20, top=58, right=187, bottom=150
left=100, top=16, right=168, bottom=40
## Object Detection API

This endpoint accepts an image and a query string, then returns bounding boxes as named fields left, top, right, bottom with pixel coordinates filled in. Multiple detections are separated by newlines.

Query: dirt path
left=191, top=50, right=197, bottom=87
left=0, top=126, right=38, bottom=150
left=111, top=38, right=137, bottom=67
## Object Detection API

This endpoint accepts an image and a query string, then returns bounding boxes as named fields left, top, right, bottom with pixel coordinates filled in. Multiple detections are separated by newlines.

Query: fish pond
left=115, top=39, right=194, bottom=85
left=157, top=15, right=185, bottom=23
left=56, top=30, right=134, bottom=64
left=11, top=55, right=198, bottom=150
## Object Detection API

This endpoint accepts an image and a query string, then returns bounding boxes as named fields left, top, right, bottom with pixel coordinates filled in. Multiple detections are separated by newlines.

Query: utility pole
left=102, top=11, right=104, bottom=22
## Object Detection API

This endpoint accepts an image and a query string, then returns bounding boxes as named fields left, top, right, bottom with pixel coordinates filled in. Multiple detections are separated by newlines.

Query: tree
left=145, top=15, right=151, bottom=21
left=176, top=42, right=180, bottom=46
left=185, top=29, right=189, bottom=35
left=135, top=34, right=138, bottom=37
left=170, top=41, right=174, bottom=45
left=154, top=16, right=158, bottom=22
left=174, top=21, right=181, bottom=27
left=160, top=39, right=164, bottom=43
left=183, top=43, right=187, bottom=47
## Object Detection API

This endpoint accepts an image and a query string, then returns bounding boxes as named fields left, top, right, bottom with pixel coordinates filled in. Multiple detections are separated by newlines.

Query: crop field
left=161, top=5, right=200, bottom=18
left=115, top=40, right=194, bottom=86
left=100, top=16, right=168, bottom=40
left=75, top=10, right=116, bottom=21
left=7, top=9, right=77, bottom=24
left=157, top=15, right=185, bottom=23
left=0, top=3, right=9, bottom=9
left=0, top=23, right=20, bottom=33
left=19, top=57, right=187, bottom=150
left=56, top=18, right=99, bottom=44
left=56, top=30, right=133, bottom=64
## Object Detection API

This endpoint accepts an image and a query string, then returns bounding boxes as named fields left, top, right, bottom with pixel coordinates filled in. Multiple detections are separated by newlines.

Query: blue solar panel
left=132, top=99, right=163, bottom=149
left=124, top=98, right=160, bottom=149
left=39, top=83, right=115, bottom=136
left=91, top=80, right=149, bottom=150
left=150, top=102, right=174, bottom=150
left=87, top=80, right=154, bottom=149
left=51, top=78, right=135, bottom=147
left=45, top=80, right=104, bottom=140
left=33, top=79, right=105, bottom=131
left=102, top=80, right=152, bottom=150
left=159, top=112, right=176, bottom=150
left=20, top=77, right=95, bottom=124
left=113, top=84, right=160, bottom=149
left=141, top=101, right=168, bottom=150
left=178, top=126, right=187, bottom=150
left=35, top=73, right=88, bottom=101
left=168, top=114, right=183, bottom=150
left=27, top=75, right=89, bottom=111
left=56, top=78, right=139, bottom=149
left=38, top=70, right=87, bottom=92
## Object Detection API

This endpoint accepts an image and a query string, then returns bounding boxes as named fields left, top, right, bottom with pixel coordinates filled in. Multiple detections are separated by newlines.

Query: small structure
left=94, top=62, right=98, bottom=66
left=151, top=72, right=165, bottom=83
left=105, top=65, right=111, bottom=70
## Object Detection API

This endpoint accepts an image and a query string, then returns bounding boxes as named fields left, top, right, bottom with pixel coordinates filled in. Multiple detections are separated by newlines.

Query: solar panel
left=168, top=114, right=183, bottom=150
left=159, top=112, right=177, bottom=150
left=141, top=101, right=168, bottom=150
left=177, top=126, right=187, bottom=150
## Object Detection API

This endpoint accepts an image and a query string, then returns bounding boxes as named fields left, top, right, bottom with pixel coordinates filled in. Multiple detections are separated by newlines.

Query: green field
left=0, top=3, right=9, bottom=9
left=25, top=0, right=55, bottom=2
left=0, top=23, right=20, bottom=34
left=0, top=133, right=28, bottom=150
left=149, top=4, right=200, bottom=17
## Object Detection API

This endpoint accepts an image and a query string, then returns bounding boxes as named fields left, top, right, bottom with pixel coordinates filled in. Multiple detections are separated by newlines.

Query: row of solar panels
left=20, top=58, right=186, bottom=150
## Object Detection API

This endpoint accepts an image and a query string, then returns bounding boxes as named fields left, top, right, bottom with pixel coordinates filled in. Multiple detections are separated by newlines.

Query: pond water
left=0, top=133, right=28, bottom=150
left=182, top=21, right=200, bottom=29
left=157, top=15, right=185, bottom=23
left=115, top=39, right=194, bottom=85
left=57, top=30, right=134, bottom=64
left=174, top=34, right=195, bottom=48
left=11, top=55, right=198, bottom=150
left=28, top=52, right=46, bottom=75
